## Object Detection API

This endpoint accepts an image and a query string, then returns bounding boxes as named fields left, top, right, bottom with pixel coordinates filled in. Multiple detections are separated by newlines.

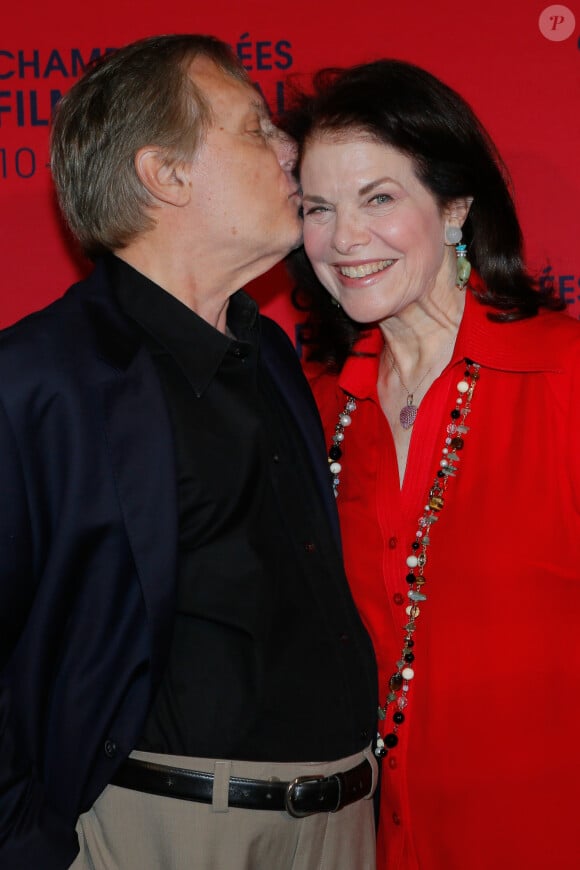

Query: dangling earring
left=445, top=225, right=471, bottom=291
left=330, top=296, right=342, bottom=309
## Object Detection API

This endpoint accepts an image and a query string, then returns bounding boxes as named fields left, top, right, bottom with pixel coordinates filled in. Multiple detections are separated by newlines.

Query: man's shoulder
left=259, top=314, right=301, bottom=366
left=0, top=264, right=131, bottom=390
left=259, top=313, right=294, bottom=345
left=0, top=269, right=102, bottom=347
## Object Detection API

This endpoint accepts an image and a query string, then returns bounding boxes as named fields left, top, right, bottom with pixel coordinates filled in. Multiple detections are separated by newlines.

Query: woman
left=284, top=61, right=580, bottom=869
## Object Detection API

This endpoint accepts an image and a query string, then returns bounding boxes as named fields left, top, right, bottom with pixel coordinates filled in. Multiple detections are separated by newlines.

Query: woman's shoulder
left=523, top=307, right=580, bottom=365
left=468, top=295, right=580, bottom=374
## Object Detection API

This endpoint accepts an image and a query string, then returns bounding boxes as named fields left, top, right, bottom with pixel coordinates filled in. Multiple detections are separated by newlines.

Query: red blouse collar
left=338, top=280, right=567, bottom=399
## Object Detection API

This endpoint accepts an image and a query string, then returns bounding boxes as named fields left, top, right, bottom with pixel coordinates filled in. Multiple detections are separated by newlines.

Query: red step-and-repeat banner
left=1, top=1, right=579, bottom=338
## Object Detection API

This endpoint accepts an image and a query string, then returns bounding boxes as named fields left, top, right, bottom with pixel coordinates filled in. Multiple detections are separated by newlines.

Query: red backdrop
left=1, top=0, right=579, bottom=337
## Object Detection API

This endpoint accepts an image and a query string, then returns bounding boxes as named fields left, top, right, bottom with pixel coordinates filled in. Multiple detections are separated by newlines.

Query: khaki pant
left=71, top=747, right=377, bottom=870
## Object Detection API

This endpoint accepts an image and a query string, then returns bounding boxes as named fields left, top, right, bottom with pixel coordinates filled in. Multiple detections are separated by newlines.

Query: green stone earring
left=445, top=225, right=471, bottom=291
left=455, top=244, right=471, bottom=291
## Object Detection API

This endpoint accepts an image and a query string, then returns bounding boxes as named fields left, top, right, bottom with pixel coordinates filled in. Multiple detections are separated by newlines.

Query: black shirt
left=106, top=255, right=376, bottom=762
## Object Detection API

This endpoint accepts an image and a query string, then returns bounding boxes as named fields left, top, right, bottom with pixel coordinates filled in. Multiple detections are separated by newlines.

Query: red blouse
left=309, top=291, right=580, bottom=869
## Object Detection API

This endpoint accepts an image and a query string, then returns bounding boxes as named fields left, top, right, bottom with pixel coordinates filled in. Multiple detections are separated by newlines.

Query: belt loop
left=363, top=746, right=379, bottom=799
left=211, top=760, right=231, bottom=813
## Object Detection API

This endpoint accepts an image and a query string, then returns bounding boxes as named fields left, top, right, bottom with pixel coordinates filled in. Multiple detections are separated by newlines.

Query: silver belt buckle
left=284, top=773, right=335, bottom=818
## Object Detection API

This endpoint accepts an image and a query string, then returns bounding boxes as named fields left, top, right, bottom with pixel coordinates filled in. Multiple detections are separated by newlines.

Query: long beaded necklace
left=327, top=357, right=480, bottom=758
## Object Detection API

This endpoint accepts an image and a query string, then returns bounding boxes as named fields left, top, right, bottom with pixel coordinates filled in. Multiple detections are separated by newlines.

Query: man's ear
left=135, top=147, right=191, bottom=207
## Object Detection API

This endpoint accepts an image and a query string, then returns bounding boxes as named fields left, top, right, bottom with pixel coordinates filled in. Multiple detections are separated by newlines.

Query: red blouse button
left=392, top=811, right=402, bottom=826
left=393, top=592, right=405, bottom=606
left=388, top=536, right=398, bottom=549
left=388, top=756, right=397, bottom=769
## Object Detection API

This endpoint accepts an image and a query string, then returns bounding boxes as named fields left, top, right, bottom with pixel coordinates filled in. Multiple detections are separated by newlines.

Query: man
left=0, top=35, right=377, bottom=869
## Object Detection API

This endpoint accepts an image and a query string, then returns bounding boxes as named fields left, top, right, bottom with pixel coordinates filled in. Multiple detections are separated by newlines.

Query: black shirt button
left=104, top=739, right=118, bottom=758
left=339, top=632, right=349, bottom=642
left=272, top=454, right=280, bottom=463
left=304, top=542, right=316, bottom=553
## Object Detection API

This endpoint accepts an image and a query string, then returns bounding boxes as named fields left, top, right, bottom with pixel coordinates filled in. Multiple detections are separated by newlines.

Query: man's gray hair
left=50, top=34, right=249, bottom=258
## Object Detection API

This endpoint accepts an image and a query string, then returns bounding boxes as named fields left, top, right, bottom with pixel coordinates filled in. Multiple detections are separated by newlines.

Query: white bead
left=339, top=414, right=352, bottom=427
left=457, top=380, right=469, bottom=394
left=406, top=555, right=418, bottom=568
left=329, top=462, right=342, bottom=474
left=442, top=448, right=448, bottom=454
left=440, top=459, right=448, bottom=467
left=401, top=667, right=415, bottom=681
left=334, top=432, right=345, bottom=442
left=445, top=225, right=462, bottom=245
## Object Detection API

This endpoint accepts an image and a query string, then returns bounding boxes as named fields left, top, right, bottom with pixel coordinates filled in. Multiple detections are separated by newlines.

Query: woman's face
left=300, top=133, right=459, bottom=325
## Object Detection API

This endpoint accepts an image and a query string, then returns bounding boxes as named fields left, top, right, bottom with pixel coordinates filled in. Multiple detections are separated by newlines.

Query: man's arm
left=0, top=398, right=79, bottom=869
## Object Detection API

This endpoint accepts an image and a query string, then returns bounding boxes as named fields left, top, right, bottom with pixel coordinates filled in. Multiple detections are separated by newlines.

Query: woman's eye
left=371, top=193, right=392, bottom=205
left=304, top=205, right=329, bottom=216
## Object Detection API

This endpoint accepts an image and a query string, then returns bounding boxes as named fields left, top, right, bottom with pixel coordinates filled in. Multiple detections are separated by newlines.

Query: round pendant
left=400, top=403, right=417, bottom=429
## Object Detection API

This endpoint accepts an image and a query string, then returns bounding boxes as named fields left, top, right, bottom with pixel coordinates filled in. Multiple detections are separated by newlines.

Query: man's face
left=187, top=58, right=302, bottom=280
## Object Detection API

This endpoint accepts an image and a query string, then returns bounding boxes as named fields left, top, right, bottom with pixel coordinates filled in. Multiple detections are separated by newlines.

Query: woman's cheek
left=304, top=222, right=328, bottom=263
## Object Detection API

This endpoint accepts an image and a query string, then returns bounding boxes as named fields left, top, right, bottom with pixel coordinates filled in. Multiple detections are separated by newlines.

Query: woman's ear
left=445, top=196, right=474, bottom=229
left=134, top=147, right=192, bottom=207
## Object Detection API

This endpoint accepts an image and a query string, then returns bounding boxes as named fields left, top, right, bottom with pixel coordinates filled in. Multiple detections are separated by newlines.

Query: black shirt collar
left=104, top=254, right=259, bottom=397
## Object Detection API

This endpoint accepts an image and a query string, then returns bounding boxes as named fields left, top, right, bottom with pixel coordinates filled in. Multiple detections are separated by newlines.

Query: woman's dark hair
left=282, top=60, right=563, bottom=367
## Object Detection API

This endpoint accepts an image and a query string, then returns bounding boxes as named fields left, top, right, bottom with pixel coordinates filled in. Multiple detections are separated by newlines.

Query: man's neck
left=112, top=248, right=235, bottom=334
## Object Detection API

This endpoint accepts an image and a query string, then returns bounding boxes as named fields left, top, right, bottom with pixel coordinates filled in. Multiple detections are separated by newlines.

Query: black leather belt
left=111, top=757, right=373, bottom=818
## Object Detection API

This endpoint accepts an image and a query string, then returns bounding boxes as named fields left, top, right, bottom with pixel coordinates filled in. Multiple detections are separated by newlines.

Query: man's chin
left=288, top=232, right=304, bottom=254
left=285, top=221, right=303, bottom=254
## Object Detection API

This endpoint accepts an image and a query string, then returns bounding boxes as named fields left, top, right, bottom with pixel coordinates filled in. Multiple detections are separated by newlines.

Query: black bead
left=404, top=652, right=415, bottom=663
left=451, top=409, right=460, bottom=419
left=411, top=541, right=419, bottom=550
left=329, top=445, right=342, bottom=460
left=465, top=357, right=473, bottom=366
left=376, top=746, right=387, bottom=758
left=406, top=573, right=415, bottom=584
left=405, top=638, right=415, bottom=648
left=384, top=733, right=399, bottom=748
left=393, top=712, right=405, bottom=725
left=437, top=470, right=445, bottom=478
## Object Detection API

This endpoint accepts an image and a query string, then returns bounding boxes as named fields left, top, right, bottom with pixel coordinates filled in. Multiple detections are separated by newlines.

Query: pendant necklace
left=385, top=344, right=451, bottom=431
left=327, top=357, right=480, bottom=757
